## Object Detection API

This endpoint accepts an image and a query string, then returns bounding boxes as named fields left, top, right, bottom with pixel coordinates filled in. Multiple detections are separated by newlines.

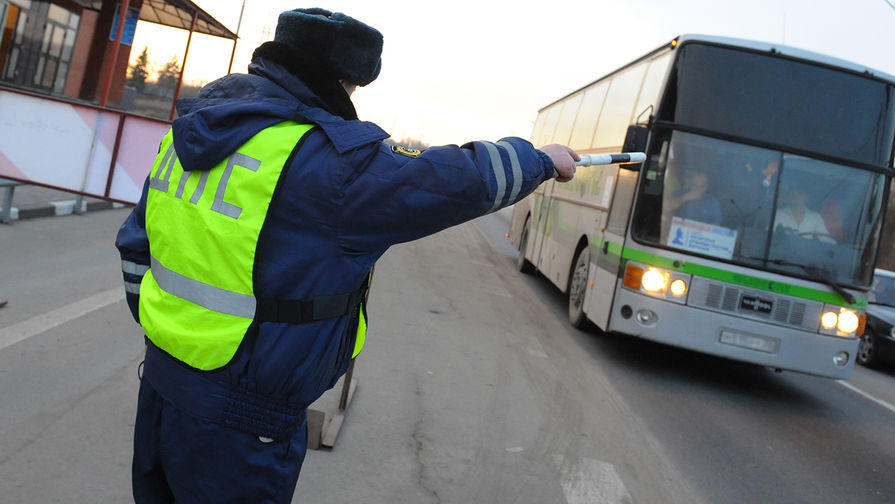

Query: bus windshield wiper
left=767, top=260, right=856, bottom=305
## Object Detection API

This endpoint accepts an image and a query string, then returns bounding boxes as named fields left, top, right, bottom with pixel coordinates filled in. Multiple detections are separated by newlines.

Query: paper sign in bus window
left=667, top=217, right=738, bottom=260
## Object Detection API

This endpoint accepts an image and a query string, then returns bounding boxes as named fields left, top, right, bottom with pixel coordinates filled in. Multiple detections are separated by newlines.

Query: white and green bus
left=509, top=35, right=895, bottom=379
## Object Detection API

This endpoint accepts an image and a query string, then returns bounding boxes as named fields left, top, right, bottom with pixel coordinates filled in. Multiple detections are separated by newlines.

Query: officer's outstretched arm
left=115, top=177, right=151, bottom=323
left=337, top=137, right=558, bottom=252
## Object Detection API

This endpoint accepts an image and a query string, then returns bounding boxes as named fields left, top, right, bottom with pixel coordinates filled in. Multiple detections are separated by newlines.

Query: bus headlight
left=819, top=305, right=862, bottom=337
left=642, top=268, right=669, bottom=294
left=670, top=279, right=688, bottom=297
left=821, top=311, right=839, bottom=330
left=623, top=261, right=691, bottom=304
left=837, top=310, right=859, bottom=334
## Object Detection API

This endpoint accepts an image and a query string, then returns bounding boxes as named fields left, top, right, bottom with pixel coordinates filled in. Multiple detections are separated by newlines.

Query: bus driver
left=774, top=187, right=835, bottom=242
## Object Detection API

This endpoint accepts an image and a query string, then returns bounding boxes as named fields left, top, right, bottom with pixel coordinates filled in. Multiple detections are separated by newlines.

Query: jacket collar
left=171, top=58, right=388, bottom=171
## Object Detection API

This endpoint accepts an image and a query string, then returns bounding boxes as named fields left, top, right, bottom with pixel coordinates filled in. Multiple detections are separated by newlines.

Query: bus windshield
left=632, top=131, right=887, bottom=287
left=670, top=43, right=895, bottom=166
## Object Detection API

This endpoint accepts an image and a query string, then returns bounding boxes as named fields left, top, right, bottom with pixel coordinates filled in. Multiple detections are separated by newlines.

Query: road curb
left=6, top=199, right=129, bottom=222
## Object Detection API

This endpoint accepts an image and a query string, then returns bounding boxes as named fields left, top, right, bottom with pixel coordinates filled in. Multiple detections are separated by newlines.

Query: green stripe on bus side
left=620, top=247, right=867, bottom=309
left=586, top=236, right=866, bottom=309
left=590, top=236, right=627, bottom=279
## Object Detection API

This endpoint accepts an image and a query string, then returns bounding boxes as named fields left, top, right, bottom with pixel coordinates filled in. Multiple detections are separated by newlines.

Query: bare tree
left=128, top=46, right=150, bottom=92
left=157, top=55, right=181, bottom=95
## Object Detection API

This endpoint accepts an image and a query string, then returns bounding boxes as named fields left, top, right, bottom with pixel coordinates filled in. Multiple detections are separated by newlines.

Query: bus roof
left=539, top=34, right=895, bottom=113
left=678, top=34, right=895, bottom=85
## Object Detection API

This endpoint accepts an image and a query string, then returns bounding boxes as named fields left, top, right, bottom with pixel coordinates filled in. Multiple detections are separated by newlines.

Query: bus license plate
left=719, top=330, right=779, bottom=353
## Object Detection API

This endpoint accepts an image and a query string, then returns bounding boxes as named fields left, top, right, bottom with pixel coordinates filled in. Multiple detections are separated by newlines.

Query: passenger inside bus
left=819, top=194, right=845, bottom=242
left=664, top=170, right=722, bottom=225
left=773, top=187, right=836, bottom=243
left=743, top=159, right=779, bottom=201
left=727, top=157, right=779, bottom=225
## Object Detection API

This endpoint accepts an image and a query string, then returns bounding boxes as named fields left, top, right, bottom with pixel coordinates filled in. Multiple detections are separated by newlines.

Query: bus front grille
left=689, top=277, right=822, bottom=331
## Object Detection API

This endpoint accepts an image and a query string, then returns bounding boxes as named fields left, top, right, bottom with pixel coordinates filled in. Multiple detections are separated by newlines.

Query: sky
left=128, top=0, right=895, bottom=146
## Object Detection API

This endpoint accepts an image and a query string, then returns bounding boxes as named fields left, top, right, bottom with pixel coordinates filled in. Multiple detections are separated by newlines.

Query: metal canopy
left=76, top=0, right=237, bottom=39
left=139, top=0, right=237, bottom=39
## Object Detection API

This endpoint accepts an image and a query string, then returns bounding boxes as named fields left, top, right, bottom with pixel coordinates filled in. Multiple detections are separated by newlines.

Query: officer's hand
left=540, top=144, right=580, bottom=182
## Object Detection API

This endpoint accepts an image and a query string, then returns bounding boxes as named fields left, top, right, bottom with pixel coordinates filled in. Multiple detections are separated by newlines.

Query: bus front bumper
left=608, top=287, right=860, bottom=379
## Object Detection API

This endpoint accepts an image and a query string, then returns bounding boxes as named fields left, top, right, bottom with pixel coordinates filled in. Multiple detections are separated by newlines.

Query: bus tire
left=517, top=217, right=535, bottom=274
left=857, top=331, right=881, bottom=368
left=568, top=245, right=590, bottom=329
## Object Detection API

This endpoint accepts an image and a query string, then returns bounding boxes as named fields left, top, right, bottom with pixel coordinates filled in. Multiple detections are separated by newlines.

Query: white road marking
left=553, top=455, right=632, bottom=504
left=836, top=380, right=895, bottom=414
left=0, top=287, right=125, bottom=351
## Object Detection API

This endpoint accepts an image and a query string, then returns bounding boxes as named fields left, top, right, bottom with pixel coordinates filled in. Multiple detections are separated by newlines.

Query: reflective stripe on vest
left=139, top=121, right=314, bottom=370
left=353, top=304, right=366, bottom=359
left=352, top=268, right=373, bottom=359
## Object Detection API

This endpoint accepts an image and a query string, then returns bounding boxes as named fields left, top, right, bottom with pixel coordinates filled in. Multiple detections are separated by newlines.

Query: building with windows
left=0, top=0, right=235, bottom=106
left=0, top=1, right=236, bottom=206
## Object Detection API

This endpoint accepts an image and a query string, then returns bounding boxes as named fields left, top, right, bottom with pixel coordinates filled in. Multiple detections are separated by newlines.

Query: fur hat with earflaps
left=273, top=7, right=383, bottom=86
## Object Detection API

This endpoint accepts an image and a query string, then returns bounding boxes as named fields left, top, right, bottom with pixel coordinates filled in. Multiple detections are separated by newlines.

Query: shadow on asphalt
left=861, top=364, right=895, bottom=379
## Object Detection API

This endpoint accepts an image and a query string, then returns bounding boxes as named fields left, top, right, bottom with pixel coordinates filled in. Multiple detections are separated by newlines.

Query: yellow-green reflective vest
left=139, top=121, right=367, bottom=370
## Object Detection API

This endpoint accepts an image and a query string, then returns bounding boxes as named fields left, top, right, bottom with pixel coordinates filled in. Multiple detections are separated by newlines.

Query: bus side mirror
left=621, top=125, right=649, bottom=170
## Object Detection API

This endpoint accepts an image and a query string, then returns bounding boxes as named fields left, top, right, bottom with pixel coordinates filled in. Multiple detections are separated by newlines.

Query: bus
left=508, top=34, right=895, bottom=379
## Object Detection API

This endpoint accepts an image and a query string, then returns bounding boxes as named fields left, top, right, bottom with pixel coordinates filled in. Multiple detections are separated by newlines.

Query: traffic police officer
left=116, top=7, right=578, bottom=503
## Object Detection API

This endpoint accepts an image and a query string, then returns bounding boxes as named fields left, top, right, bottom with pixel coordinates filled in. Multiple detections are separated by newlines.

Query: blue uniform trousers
left=132, top=379, right=308, bottom=503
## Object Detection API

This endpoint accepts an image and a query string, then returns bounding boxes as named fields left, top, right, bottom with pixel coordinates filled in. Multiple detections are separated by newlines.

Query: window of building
left=1, top=2, right=78, bottom=94
left=0, top=1, right=22, bottom=79
left=33, top=4, right=79, bottom=93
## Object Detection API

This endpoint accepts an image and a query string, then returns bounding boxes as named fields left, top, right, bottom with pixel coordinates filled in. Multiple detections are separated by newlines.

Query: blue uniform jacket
left=116, top=57, right=554, bottom=436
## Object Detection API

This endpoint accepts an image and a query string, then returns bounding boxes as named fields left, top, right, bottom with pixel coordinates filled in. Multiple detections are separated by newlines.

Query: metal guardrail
left=0, top=179, right=91, bottom=224
left=0, top=84, right=170, bottom=206
left=0, top=178, right=22, bottom=224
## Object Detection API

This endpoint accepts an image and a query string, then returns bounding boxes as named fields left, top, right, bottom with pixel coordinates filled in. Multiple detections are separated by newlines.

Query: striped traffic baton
left=575, top=152, right=646, bottom=166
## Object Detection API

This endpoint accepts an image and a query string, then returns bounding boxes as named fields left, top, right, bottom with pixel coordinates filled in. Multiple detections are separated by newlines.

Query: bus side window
left=537, top=104, right=562, bottom=147
left=552, top=93, right=583, bottom=146
left=569, top=82, right=609, bottom=151
left=530, top=112, right=548, bottom=145
left=594, top=64, right=647, bottom=149
left=607, top=170, right=639, bottom=235
left=634, top=53, right=673, bottom=121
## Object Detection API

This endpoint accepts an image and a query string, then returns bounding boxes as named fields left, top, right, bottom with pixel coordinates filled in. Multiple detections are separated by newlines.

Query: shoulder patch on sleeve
left=391, top=145, right=422, bottom=158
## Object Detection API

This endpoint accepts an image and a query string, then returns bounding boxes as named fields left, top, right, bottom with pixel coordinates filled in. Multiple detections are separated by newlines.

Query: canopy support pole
left=99, top=0, right=130, bottom=107
left=227, top=0, right=246, bottom=74
left=169, top=10, right=198, bottom=121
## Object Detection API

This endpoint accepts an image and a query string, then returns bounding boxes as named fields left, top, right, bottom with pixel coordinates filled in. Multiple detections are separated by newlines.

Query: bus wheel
left=857, top=331, right=880, bottom=368
left=517, top=217, right=535, bottom=274
left=568, top=246, right=590, bottom=329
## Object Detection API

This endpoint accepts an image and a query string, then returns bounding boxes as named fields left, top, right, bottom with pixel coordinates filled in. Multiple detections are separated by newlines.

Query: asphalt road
left=0, top=208, right=893, bottom=503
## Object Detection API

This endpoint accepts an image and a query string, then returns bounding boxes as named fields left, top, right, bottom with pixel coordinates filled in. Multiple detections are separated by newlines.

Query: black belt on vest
left=255, top=278, right=369, bottom=324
